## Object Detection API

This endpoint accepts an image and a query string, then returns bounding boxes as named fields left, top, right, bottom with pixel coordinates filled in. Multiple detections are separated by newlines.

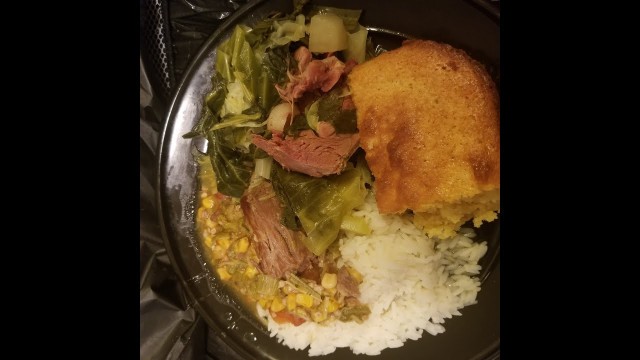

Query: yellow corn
left=296, top=293, right=314, bottom=308
left=270, top=297, right=286, bottom=312
left=197, top=207, right=206, bottom=221
left=323, top=297, right=339, bottom=313
left=286, top=294, right=297, bottom=311
left=211, top=246, right=225, bottom=260
left=234, top=237, right=249, bottom=253
left=293, top=307, right=308, bottom=319
left=282, top=284, right=295, bottom=294
left=311, top=310, right=327, bottom=322
left=321, top=273, right=337, bottom=289
left=216, top=235, right=231, bottom=250
left=258, top=298, right=269, bottom=309
left=203, top=235, right=213, bottom=247
left=244, top=266, right=258, bottom=279
left=216, top=267, right=231, bottom=281
left=202, top=196, right=215, bottom=209
left=346, top=266, right=363, bottom=283
left=321, top=286, right=337, bottom=297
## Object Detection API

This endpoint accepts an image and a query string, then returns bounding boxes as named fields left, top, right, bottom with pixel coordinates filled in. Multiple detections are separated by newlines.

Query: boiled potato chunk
left=344, top=25, right=368, bottom=63
left=308, top=14, right=348, bottom=53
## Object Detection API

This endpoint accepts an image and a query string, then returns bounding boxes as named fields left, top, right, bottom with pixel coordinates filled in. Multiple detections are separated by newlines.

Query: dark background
left=139, top=1, right=500, bottom=359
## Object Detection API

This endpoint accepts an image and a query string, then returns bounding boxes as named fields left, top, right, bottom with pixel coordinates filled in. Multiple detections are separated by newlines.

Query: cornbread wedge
left=348, top=39, right=500, bottom=239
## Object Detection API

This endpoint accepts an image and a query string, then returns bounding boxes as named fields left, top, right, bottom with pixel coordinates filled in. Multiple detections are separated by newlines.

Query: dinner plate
left=157, top=0, right=500, bottom=359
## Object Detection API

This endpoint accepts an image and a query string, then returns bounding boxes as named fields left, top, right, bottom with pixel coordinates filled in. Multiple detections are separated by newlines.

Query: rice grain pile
left=257, top=193, right=488, bottom=356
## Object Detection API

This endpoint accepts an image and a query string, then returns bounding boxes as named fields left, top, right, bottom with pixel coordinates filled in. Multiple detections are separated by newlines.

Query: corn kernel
left=205, top=219, right=216, bottom=229
left=270, top=297, right=286, bottom=312
left=321, top=273, right=337, bottom=289
left=258, top=298, right=268, bottom=309
left=197, top=207, right=206, bottom=221
left=211, top=247, right=225, bottom=260
left=204, top=236, right=213, bottom=247
left=327, top=287, right=337, bottom=296
left=234, top=237, right=249, bottom=253
left=296, top=293, right=314, bottom=308
left=286, top=294, right=297, bottom=311
left=346, top=266, right=363, bottom=283
left=244, top=266, right=258, bottom=279
left=293, top=307, right=308, bottom=319
left=216, top=267, right=231, bottom=281
left=311, top=310, right=327, bottom=322
left=282, top=284, right=295, bottom=294
left=202, top=196, right=215, bottom=209
left=216, top=235, right=231, bottom=250
left=323, top=297, right=339, bottom=313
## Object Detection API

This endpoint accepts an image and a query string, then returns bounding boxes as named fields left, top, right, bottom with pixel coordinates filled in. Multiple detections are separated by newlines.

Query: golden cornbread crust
left=348, top=39, right=500, bottom=237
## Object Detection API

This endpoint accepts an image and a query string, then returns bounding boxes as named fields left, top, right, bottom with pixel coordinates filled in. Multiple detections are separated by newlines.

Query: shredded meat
left=337, top=266, right=360, bottom=298
left=344, top=59, right=358, bottom=74
left=240, top=181, right=314, bottom=278
left=276, top=46, right=346, bottom=102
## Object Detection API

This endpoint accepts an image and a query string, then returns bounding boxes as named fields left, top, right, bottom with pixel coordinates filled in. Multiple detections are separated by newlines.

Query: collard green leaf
left=259, top=45, right=293, bottom=110
left=271, top=163, right=368, bottom=255
left=287, top=114, right=311, bottom=137
left=317, top=88, right=358, bottom=134
left=183, top=74, right=227, bottom=139
left=207, top=128, right=254, bottom=198
left=271, top=172, right=301, bottom=231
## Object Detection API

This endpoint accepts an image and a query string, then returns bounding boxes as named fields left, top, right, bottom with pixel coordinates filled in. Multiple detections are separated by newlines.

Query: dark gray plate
left=157, top=0, right=500, bottom=359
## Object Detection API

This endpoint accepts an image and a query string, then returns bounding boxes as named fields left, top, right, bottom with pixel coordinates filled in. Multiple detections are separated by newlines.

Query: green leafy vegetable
left=183, top=74, right=226, bottom=139
left=259, top=45, right=294, bottom=110
left=271, top=163, right=369, bottom=256
left=206, top=128, right=254, bottom=198
left=286, top=273, right=321, bottom=300
left=286, top=114, right=311, bottom=137
left=254, top=157, right=273, bottom=180
left=269, top=14, right=307, bottom=47
left=354, top=150, right=373, bottom=187
left=216, top=25, right=259, bottom=94
left=206, top=73, right=227, bottom=113
left=271, top=171, right=301, bottom=231
left=305, top=99, right=320, bottom=130
left=185, top=1, right=372, bottom=199
left=211, top=113, right=264, bottom=131
left=250, top=274, right=280, bottom=297
left=340, top=213, right=371, bottom=235
left=317, top=88, right=358, bottom=133
left=339, top=304, right=371, bottom=322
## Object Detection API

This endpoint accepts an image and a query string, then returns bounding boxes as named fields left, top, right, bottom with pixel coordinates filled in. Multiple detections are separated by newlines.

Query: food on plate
left=186, top=0, right=498, bottom=356
left=348, top=39, right=500, bottom=239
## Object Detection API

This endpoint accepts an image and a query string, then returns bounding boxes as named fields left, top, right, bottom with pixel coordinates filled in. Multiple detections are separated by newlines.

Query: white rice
left=256, top=193, right=488, bottom=356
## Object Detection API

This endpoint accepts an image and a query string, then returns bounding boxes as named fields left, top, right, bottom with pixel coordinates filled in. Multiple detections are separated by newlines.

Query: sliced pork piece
left=276, top=46, right=346, bottom=102
left=240, top=181, right=314, bottom=279
left=252, top=130, right=359, bottom=177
